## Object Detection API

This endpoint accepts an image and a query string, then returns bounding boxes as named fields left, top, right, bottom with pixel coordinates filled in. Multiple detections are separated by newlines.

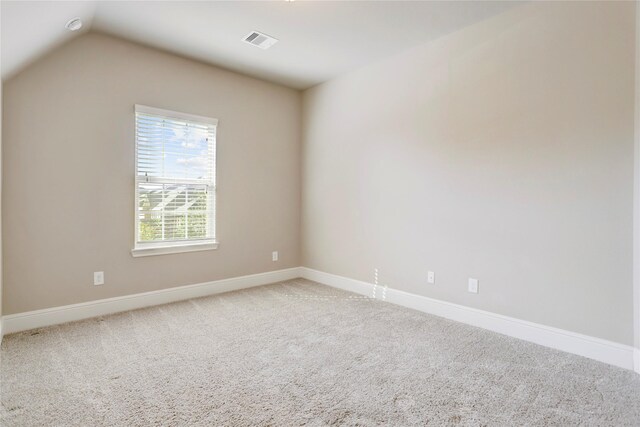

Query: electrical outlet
left=94, top=271, right=104, bottom=286
left=272, top=251, right=278, bottom=262
left=468, top=278, right=479, bottom=294
left=427, top=271, right=435, bottom=284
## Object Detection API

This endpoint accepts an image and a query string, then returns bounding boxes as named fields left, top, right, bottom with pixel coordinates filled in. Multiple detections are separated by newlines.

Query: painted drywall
left=0, top=78, right=3, bottom=325
left=635, top=1, right=640, bottom=351
left=302, top=1, right=636, bottom=345
left=3, top=32, right=301, bottom=314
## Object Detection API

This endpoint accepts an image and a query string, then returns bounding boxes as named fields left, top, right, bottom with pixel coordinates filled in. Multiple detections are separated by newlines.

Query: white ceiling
left=1, top=1, right=521, bottom=89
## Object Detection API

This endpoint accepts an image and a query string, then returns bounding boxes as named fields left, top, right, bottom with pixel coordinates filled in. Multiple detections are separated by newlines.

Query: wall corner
left=634, top=0, right=640, bottom=365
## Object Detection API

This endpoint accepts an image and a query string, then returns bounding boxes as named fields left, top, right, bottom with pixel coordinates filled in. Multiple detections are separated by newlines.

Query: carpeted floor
left=1, top=279, right=640, bottom=426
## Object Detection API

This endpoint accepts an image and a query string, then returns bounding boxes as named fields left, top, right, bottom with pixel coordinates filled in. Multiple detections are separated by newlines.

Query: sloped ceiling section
left=1, top=1, right=97, bottom=81
left=2, top=1, right=521, bottom=89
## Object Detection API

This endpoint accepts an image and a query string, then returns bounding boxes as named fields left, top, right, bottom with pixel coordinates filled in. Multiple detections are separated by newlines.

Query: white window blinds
left=134, top=105, right=217, bottom=250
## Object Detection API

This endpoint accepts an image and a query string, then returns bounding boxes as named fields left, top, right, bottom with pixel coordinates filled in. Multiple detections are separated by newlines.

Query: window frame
left=131, top=104, right=219, bottom=257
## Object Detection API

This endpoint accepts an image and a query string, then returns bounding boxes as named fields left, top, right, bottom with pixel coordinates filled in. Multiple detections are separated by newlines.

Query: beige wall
left=302, top=1, right=636, bottom=345
left=0, top=79, right=3, bottom=322
left=635, top=1, right=640, bottom=350
left=3, top=33, right=301, bottom=315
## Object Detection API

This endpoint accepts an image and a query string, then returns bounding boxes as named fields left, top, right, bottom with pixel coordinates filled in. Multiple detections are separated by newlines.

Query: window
left=132, top=105, right=218, bottom=257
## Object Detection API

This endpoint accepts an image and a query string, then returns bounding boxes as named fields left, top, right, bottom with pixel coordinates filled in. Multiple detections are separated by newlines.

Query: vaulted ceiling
left=1, top=1, right=522, bottom=89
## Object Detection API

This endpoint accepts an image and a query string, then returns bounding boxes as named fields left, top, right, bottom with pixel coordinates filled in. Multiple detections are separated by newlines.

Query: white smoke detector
left=243, top=31, right=278, bottom=50
left=65, top=18, right=83, bottom=31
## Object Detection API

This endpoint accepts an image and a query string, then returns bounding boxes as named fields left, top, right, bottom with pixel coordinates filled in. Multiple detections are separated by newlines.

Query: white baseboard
left=3, top=266, right=637, bottom=372
left=301, top=267, right=636, bottom=371
left=2, top=267, right=302, bottom=335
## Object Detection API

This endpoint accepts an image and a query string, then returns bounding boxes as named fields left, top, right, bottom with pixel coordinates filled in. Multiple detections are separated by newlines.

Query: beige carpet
left=1, top=278, right=639, bottom=426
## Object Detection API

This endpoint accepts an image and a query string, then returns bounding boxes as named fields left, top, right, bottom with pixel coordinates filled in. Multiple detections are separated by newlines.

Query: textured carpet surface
left=1, top=279, right=640, bottom=426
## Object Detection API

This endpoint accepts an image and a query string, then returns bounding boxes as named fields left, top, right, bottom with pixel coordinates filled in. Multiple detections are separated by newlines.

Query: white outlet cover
left=468, top=278, right=479, bottom=294
left=427, top=271, right=435, bottom=284
left=94, top=271, right=104, bottom=286
left=272, top=251, right=278, bottom=262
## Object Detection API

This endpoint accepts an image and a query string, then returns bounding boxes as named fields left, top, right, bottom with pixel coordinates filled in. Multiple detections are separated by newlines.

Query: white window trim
left=132, top=104, right=219, bottom=257
left=131, top=240, right=219, bottom=257
left=135, top=104, right=218, bottom=126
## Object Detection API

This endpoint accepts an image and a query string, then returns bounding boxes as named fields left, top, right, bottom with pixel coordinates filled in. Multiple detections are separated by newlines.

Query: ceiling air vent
left=243, top=31, right=279, bottom=50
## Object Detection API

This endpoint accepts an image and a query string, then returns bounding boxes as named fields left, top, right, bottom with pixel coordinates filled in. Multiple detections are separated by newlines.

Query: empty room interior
left=2, top=0, right=640, bottom=425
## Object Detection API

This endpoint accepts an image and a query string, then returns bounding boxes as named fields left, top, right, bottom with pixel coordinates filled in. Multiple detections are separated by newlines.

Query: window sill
left=131, top=241, right=219, bottom=257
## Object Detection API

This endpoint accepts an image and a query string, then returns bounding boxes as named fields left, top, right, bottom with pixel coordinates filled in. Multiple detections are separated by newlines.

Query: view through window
left=134, top=105, right=217, bottom=251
